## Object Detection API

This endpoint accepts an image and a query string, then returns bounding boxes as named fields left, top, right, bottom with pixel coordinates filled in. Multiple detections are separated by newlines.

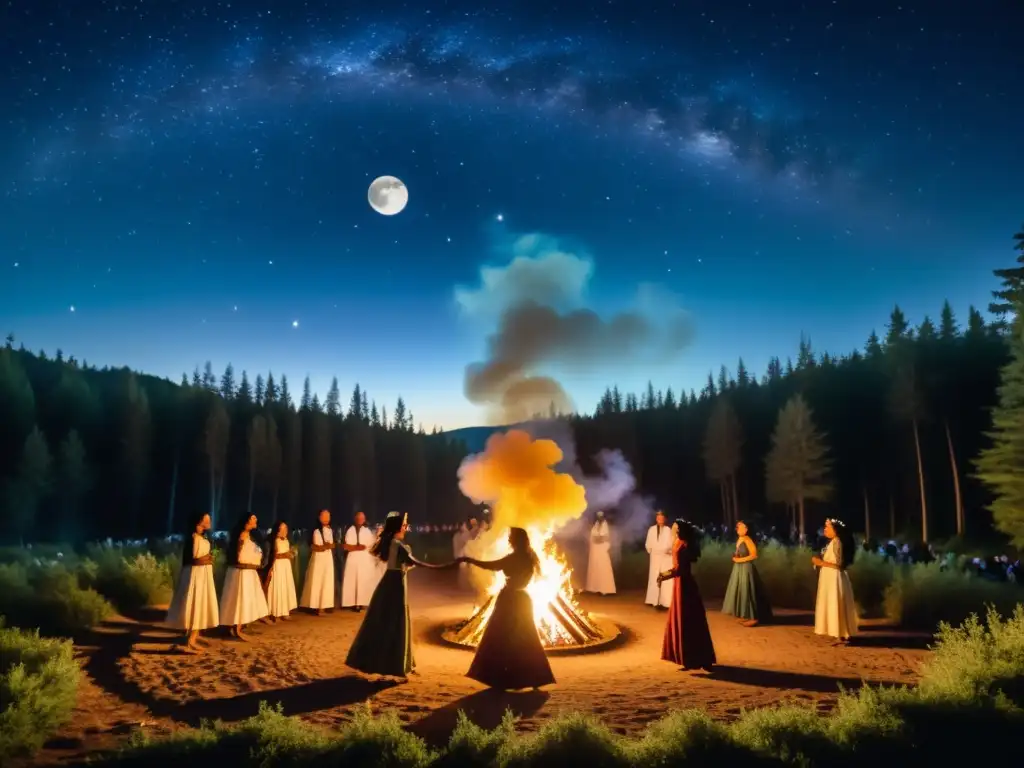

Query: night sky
left=3, top=1, right=1022, bottom=429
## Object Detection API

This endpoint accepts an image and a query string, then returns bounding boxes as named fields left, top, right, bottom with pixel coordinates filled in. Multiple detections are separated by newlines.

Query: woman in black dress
left=459, top=527, right=556, bottom=691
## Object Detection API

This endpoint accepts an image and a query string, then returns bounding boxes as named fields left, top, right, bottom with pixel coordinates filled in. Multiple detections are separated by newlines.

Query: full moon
left=368, top=175, right=409, bottom=216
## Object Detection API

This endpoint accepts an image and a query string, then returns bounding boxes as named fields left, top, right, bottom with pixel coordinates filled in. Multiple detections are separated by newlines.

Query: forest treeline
left=2, top=225, right=1022, bottom=547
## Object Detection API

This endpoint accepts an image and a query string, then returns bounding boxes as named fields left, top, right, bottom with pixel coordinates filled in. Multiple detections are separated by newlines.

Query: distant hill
left=435, top=425, right=505, bottom=453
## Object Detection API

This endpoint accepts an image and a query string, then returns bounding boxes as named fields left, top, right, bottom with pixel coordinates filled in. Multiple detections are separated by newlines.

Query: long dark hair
left=673, top=519, right=702, bottom=561
left=181, top=512, right=209, bottom=566
left=829, top=519, right=856, bottom=571
left=370, top=513, right=405, bottom=562
left=508, top=527, right=540, bottom=576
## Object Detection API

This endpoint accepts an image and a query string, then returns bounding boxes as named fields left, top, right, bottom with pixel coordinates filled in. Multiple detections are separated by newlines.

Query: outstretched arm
left=461, top=555, right=511, bottom=572
left=408, top=554, right=458, bottom=570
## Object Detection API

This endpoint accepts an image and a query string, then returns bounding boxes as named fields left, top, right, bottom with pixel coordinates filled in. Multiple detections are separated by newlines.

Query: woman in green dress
left=345, top=511, right=455, bottom=679
left=721, top=520, right=773, bottom=627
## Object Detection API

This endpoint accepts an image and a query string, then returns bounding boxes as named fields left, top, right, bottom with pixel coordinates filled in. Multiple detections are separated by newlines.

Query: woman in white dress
left=585, top=511, right=617, bottom=595
left=811, top=518, right=858, bottom=644
left=300, top=509, right=336, bottom=615
left=166, top=512, right=218, bottom=653
left=263, top=520, right=297, bottom=621
left=219, top=514, right=269, bottom=640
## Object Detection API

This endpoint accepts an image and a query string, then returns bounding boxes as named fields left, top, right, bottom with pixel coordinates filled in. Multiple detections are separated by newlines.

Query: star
left=496, top=214, right=504, bottom=222
left=69, top=305, right=75, bottom=313
left=292, top=320, right=299, bottom=328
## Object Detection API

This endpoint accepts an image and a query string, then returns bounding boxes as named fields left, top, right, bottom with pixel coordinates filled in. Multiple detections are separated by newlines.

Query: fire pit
left=441, top=533, right=620, bottom=653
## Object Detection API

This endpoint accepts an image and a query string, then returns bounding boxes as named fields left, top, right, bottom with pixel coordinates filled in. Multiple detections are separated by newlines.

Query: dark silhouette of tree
left=204, top=395, right=230, bottom=528
left=989, top=222, right=1024, bottom=321
left=6, top=427, right=52, bottom=543
left=55, top=430, right=90, bottom=540
left=703, top=397, right=743, bottom=524
left=765, top=394, right=832, bottom=543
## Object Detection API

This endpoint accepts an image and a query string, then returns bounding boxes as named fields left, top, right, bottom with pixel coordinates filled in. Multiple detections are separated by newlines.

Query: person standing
left=585, top=510, right=616, bottom=595
left=722, top=520, right=773, bottom=626
left=458, top=527, right=556, bottom=691
left=645, top=510, right=674, bottom=609
left=341, top=511, right=378, bottom=612
left=346, top=512, right=456, bottom=679
left=812, top=518, right=858, bottom=644
left=166, top=512, right=218, bottom=653
left=301, top=509, right=336, bottom=616
left=657, top=519, right=716, bottom=671
left=219, top=514, right=269, bottom=640
left=263, top=520, right=297, bottom=621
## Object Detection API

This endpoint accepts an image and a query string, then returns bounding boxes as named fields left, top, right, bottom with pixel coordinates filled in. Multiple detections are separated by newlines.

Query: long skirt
left=166, top=564, right=219, bottom=631
left=814, top=567, right=858, bottom=639
left=467, top=587, right=555, bottom=690
left=345, top=570, right=414, bottom=677
left=220, top=567, right=269, bottom=626
left=721, top=562, right=774, bottom=622
left=661, top=574, right=716, bottom=670
left=265, top=560, right=298, bottom=618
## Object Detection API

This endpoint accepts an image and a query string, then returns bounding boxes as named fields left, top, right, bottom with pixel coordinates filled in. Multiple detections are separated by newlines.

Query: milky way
left=15, top=19, right=851, bottom=194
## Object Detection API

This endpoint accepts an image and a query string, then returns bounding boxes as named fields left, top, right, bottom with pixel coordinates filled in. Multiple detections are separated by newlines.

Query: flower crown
left=386, top=511, right=408, bottom=525
left=827, top=518, right=846, bottom=528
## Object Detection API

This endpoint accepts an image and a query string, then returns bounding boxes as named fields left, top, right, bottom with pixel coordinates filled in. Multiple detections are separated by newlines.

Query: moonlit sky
left=2, top=1, right=1022, bottom=429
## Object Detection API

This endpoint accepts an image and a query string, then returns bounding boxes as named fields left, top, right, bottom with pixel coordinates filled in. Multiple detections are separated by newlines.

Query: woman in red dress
left=458, top=527, right=556, bottom=691
left=656, top=519, right=716, bottom=671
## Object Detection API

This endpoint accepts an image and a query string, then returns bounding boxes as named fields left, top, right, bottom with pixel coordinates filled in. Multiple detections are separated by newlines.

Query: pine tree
left=885, top=306, right=910, bottom=347
left=965, top=306, right=987, bottom=340
left=643, top=381, right=656, bottom=410
left=736, top=358, right=749, bottom=387
left=370, top=401, right=380, bottom=427
left=279, top=375, right=293, bottom=409
left=381, top=405, right=389, bottom=430
left=192, top=366, right=202, bottom=387
left=663, top=387, right=677, bottom=409
left=703, top=397, right=743, bottom=524
left=348, top=384, right=363, bottom=421
left=6, top=426, right=53, bottom=542
left=704, top=371, right=716, bottom=398
left=975, top=302, right=1024, bottom=547
left=204, top=396, right=230, bottom=527
left=865, top=330, right=883, bottom=359
left=55, top=430, right=90, bottom=537
left=311, top=393, right=322, bottom=413
left=989, top=223, right=1024, bottom=320
left=237, top=370, right=252, bottom=403
left=203, top=361, right=217, bottom=391
left=717, top=365, right=730, bottom=392
left=247, top=414, right=268, bottom=515
left=254, top=373, right=265, bottom=405
left=300, top=376, right=313, bottom=410
left=918, top=316, right=937, bottom=343
left=264, top=414, right=283, bottom=518
left=611, top=385, right=623, bottom=413
left=326, top=377, right=341, bottom=416
left=939, top=300, right=959, bottom=341
left=361, top=390, right=370, bottom=421
left=797, top=335, right=815, bottom=369
left=889, top=360, right=930, bottom=542
left=220, top=364, right=236, bottom=400
left=180, top=372, right=189, bottom=388
left=393, top=397, right=408, bottom=431
left=765, top=394, right=832, bottom=542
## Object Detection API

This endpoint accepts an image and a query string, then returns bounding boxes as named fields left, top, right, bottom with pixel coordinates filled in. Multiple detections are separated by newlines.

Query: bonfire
left=448, top=526, right=608, bottom=649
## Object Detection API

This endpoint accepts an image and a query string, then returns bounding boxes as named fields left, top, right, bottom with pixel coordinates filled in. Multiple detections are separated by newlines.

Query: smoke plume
left=456, top=233, right=695, bottom=424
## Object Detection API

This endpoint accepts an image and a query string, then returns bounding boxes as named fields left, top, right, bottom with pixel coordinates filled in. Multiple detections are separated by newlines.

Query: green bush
left=92, top=605, right=1024, bottom=767
left=883, top=563, right=1024, bottom=632
left=89, top=546, right=174, bottom=613
left=0, top=562, right=113, bottom=637
left=0, top=621, right=80, bottom=761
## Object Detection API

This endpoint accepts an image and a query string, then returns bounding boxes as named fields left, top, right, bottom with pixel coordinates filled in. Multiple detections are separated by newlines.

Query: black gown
left=466, top=552, right=556, bottom=690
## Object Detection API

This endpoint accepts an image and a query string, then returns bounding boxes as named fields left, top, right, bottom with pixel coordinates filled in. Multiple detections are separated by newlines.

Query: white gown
left=645, top=524, right=674, bottom=607
left=266, top=537, right=298, bottom=618
left=219, top=538, right=269, bottom=626
left=341, top=525, right=379, bottom=607
left=814, top=538, right=858, bottom=639
left=585, top=520, right=617, bottom=594
left=166, top=534, right=219, bottom=630
left=300, top=527, right=336, bottom=610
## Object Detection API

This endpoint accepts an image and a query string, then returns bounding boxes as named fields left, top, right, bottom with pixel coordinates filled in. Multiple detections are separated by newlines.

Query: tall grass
left=0, top=621, right=80, bottom=761
left=96, top=605, right=1024, bottom=766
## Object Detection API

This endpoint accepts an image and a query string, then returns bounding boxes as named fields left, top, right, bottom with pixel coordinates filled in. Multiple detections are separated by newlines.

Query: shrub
left=0, top=621, right=80, bottom=761
left=0, top=562, right=113, bottom=637
left=883, top=563, right=1024, bottom=631
left=92, top=604, right=1024, bottom=766
left=90, top=548, right=174, bottom=613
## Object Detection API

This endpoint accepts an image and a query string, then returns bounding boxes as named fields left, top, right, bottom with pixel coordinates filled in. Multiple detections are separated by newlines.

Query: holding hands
left=811, top=555, right=824, bottom=568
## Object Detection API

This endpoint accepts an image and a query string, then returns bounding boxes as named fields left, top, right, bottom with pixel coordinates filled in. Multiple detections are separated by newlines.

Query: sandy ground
left=33, top=569, right=931, bottom=764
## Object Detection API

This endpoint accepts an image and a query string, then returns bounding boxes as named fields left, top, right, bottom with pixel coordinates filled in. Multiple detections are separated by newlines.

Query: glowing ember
left=448, top=526, right=609, bottom=649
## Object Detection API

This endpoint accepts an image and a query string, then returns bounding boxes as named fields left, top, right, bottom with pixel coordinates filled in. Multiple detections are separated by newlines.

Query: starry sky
left=2, top=0, right=1023, bottom=429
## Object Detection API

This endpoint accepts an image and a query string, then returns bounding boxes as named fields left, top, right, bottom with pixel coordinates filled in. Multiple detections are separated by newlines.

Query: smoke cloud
left=456, top=233, right=695, bottom=424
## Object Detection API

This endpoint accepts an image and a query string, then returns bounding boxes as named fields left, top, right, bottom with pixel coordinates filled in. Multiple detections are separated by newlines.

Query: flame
left=456, top=429, right=604, bottom=648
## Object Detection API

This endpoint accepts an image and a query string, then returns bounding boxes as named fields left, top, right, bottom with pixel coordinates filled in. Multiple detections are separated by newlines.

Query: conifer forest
left=2, top=224, right=1023, bottom=549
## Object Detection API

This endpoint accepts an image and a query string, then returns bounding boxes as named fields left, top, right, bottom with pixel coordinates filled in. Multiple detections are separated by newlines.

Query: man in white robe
left=645, top=510, right=674, bottom=608
left=585, top=510, right=616, bottom=595
left=341, top=511, right=377, bottom=612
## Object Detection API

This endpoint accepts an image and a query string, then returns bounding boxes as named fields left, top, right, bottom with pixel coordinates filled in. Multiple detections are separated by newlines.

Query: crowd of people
left=166, top=504, right=869, bottom=691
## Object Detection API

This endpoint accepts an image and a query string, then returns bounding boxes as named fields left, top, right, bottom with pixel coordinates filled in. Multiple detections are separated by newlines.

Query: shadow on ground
left=407, top=688, right=550, bottom=747
left=708, top=664, right=909, bottom=693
